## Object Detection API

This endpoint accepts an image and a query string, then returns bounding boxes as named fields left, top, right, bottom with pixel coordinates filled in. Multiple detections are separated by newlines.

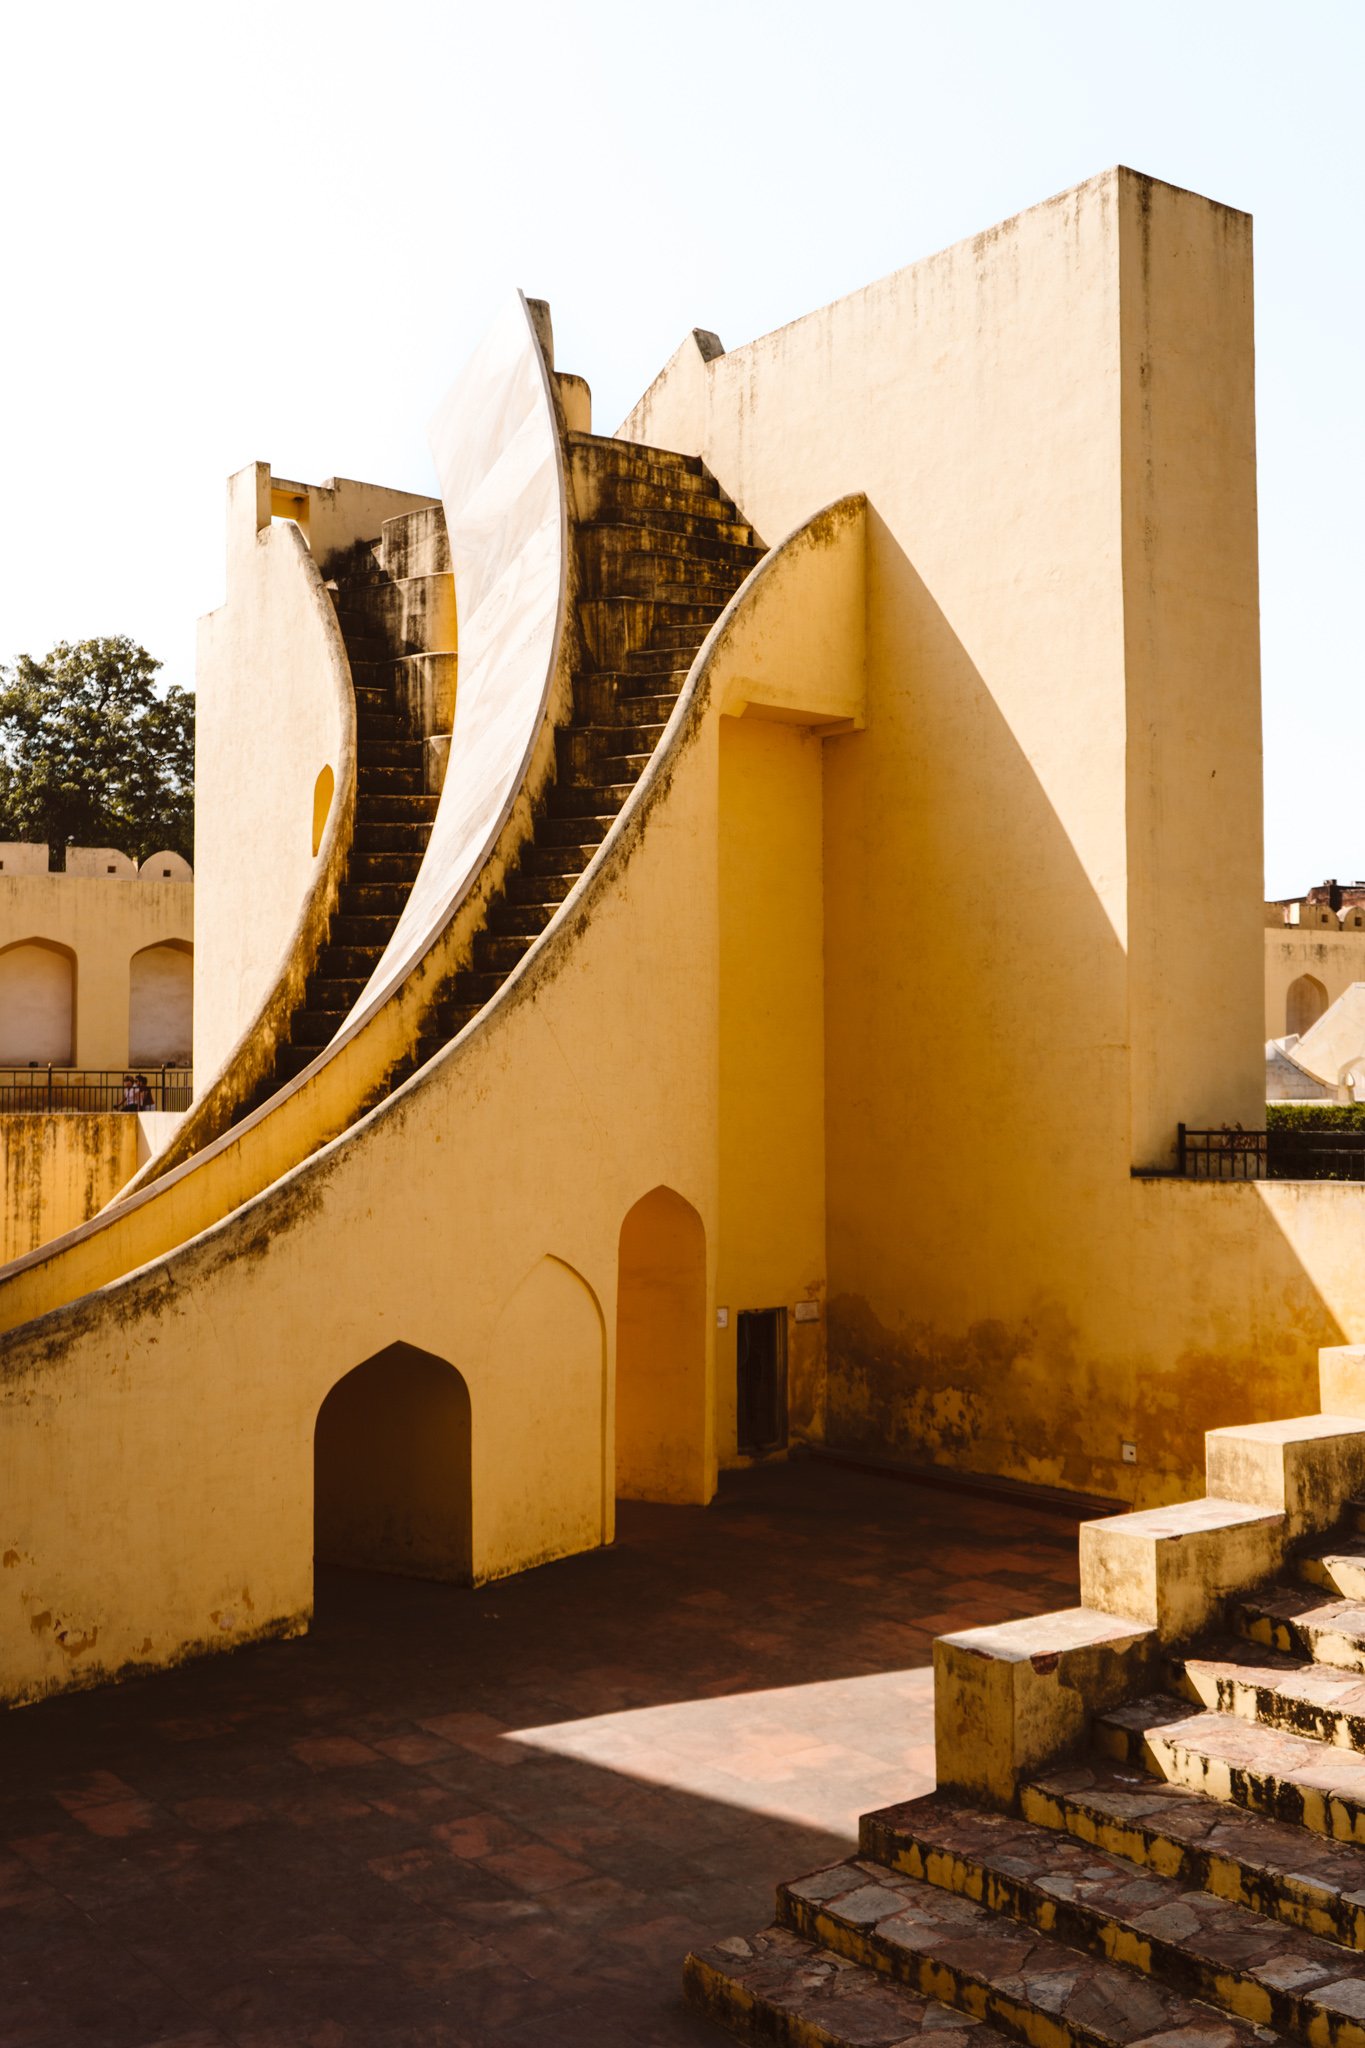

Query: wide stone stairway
left=689, top=1385, right=1365, bottom=2045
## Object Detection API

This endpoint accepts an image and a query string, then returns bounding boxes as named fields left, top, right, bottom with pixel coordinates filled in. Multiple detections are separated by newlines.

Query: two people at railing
left=118, top=1074, right=155, bottom=1111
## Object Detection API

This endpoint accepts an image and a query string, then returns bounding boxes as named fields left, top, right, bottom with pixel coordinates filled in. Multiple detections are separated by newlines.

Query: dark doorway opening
left=737, top=1308, right=787, bottom=1455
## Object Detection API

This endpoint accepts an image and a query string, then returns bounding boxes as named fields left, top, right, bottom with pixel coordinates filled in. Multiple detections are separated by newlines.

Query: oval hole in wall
left=312, top=765, right=335, bottom=859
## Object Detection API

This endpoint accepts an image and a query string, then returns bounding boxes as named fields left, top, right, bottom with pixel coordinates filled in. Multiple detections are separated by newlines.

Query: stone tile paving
left=0, top=1459, right=1078, bottom=2046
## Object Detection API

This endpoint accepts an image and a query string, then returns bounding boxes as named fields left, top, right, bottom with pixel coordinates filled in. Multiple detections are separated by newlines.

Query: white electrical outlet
left=1121, top=1440, right=1137, bottom=1464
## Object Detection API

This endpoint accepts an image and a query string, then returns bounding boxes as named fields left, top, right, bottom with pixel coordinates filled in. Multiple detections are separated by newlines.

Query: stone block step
left=1233, top=1583, right=1365, bottom=1673
left=356, top=764, right=427, bottom=794
left=1175, top=1635, right=1365, bottom=1751
left=862, top=1792, right=1364, bottom=2042
left=685, top=1923, right=1007, bottom=2045
left=576, top=472, right=748, bottom=528
left=473, top=933, right=533, bottom=975
left=590, top=570, right=739, bottom=609
left=328, top=915, right=393, bottom=948
left=1299, top=1537, right=1365, bottom=1602
left=778, top=1858, right=1272, bottom=2046
left=313, top=945, right=381, bottom=980
left=1023, top=1756, right=1365, bottom=1952
left=347, top=851, right=423, bottom=885
left=577, top=680, right=682, bottom=725
left=339, top=883, right=410, bottom=916
left=353, top=685, right=394, bottom=714
left=577, top=597, right=712, bottom=669
left=291, top=1010, right=346, bottom=1048
left=537, top=815, right=611, bottom=850
left=582, top=519, right=765, bottom=572
left=381, top=502, right=448, bottom=580
left=549, top=780, right=633, bottom=818
left=355, top=793, right=440, bottom=822
left=352, top=820, right=432, bottom=854
left=487, top=899, right=557, bottom=939
left=337, top=629, right=391, bottom=664
left=587, top=503, right=757, bottom=546
left=1096, top=1692, right=1365, bottom=1843
left=517, top=842, right=598, bottom=879
left=304, top=976, right=367, bottom=1011
left=357, top=737, right=426, bottom=771
left=335, top=573, right=456, bottom=658
left=356, top=710, right=403, bottom=742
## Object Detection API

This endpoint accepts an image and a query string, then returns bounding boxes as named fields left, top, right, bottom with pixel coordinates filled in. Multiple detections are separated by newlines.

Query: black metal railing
left=0, top=1067, right=194, bottom=1113
left=1177, top=1124, right=1268, bottom=1179
left=1178, top=1122, right=1365, bottom=1182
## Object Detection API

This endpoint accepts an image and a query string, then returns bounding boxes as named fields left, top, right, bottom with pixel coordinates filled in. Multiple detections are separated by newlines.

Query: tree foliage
left=0, top=637, right=193, bottom=866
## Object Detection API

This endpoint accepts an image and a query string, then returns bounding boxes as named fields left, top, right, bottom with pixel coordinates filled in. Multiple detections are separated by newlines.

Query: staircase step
left=1298, top=1537, right=1365, bottom=1602
left=357, top=764, right=428, bottom=794
left=352, top=820, right=432, bottom=854
left=1096, top=1691, right=1365, bottom=1843
left=685, top=1923, right=1008, bottom=2046
left=778, top=1858, right=1272, bottom=2047
left=328, top=915, right=396, bottom=947
left=1023, top=1755, right=1365, bottom=1952
left=550, top=781, right=633, bottom=817
left=507, top=867, right=582, bottom=904
left=864, top=1791, right=1362, bottom=2042
left=1233, top=1583, right=1365, bottom=1673
left=538, top=813, right=613, bottom=847
left=1176, top=1635, right=1365, bottom=1750
left=473, top=933, right=533, bottom=975
left=347, top=851, right=424, bottom=885
left=291, top=1011, right=346, bottom=1047
left=339, top=883, right=411, bottom=915
left=487, top=900, right=557, bottom=939
left=586, top=502, right=757, bottom=545
left=311, top=946, right=381, bottom=981
left=355, top=793, right=440, bottom=822
left=304, top=976, right=367, bottom=1011
left=356, top=711, right=403, bottom=741
left=581, top=520, right=765, bottom=572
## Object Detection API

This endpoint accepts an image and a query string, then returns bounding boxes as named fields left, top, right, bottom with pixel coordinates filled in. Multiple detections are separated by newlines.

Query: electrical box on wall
left=793, top=1301, right=820, bottom=1324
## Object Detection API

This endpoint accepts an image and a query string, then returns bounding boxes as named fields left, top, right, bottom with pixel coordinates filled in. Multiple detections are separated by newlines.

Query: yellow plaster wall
left=620, top=168, right=1365, bottom=1507
left=193, top=465, right=357, bottom=1091
left=0, top=1116, right=139, bottom=1265
left=0, top=873, right=193, bottom=1070
left=716, top=715, right=827, bottom=1457
left=1265, top=926, right=1365, bottom=1043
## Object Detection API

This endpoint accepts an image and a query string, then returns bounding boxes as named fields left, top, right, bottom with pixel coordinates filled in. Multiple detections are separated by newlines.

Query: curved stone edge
left=0, top=299, right=571, bottom=1329
left=122, top=521, right=359, bottom=1193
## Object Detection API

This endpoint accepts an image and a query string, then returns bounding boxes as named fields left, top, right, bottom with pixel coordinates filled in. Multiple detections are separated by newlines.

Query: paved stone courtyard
left=0, top=1459, right=1080, bottom=2046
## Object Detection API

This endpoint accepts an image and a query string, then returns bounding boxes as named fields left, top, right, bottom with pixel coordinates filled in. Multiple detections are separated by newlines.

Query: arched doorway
left=314, top=1343, right=471, bottom=1581
left=0, top=939, right=75, bottom=1064
left=616, top=1186, right=707, bottom=1504
left=1287, top=973, right=1328, bottom=1040
left=129, top=940, right=193, bottom=1064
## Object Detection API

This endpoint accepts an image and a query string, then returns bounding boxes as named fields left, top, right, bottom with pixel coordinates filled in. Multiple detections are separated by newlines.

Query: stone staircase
left=239, top=503, right=454, bottom=1109
left=688, top=1387, right=1365, bottom=2045
left=244, top=433, right=763, bottom=1116
left=382, top=431, right=764, bottom=1078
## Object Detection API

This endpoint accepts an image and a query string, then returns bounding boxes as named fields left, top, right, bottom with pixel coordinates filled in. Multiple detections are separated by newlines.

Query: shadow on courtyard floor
left=0, top=1458, right=1079, bottom=2046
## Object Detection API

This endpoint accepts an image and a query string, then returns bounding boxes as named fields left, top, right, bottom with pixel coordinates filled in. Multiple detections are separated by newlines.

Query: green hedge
left=1266, top=1102, right=1365, bottom=1130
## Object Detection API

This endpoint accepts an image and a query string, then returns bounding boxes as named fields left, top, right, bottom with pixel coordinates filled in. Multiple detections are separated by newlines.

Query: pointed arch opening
left=314, top=1342, right=471, bottom=1582
left=616, top=1185, right=708, bottom=1505
left=1287, top=973, right=1328, bottom=1040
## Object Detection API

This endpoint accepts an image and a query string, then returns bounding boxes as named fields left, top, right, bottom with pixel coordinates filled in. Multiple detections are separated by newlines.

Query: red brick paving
left=0, top=1458, right=1079, bottom=2045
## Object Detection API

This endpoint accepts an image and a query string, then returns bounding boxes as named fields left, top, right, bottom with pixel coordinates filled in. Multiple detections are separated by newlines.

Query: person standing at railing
left=118, top=1074, right=139, bottom=1112
left=135, top=1075, right=154, bottom=1110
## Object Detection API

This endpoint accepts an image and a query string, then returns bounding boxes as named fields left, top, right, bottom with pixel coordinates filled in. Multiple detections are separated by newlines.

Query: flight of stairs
left=239, top=504, right=454, bottom=1111
left=688, top=1504, right=1365, bottom=2046
left=384, top=431, right=765, bottom=1077
left=244, top=434, right=763, bottom=1120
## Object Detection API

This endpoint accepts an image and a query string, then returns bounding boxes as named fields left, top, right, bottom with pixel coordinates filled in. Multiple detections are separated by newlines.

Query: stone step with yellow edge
left=1021, top=1755, right=1365, bottom=1952
left=1175, top=1635, right=1365, bottom=1750
left=1298, top=1537, right=1365, bottom=1603
left=1095, top=1693, right=1365, bottom=1844
left=684, top=1924, right=1008, bottom=2046
left=771, top=1858, right=1274, bottom=2047
left=859, top=1791, right=1365, bottom=2044
left=1232, top=1581, right=1365, bottom=1673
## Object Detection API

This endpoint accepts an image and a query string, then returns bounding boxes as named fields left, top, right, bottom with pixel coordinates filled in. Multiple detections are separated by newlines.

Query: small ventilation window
left=107, top=864, right=116, bottom=874
left=162, top=868, right=171, bottom=877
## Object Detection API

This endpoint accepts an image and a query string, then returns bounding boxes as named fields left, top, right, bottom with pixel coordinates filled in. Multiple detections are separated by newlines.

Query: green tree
left=0, top=637, right=193, bottom=866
